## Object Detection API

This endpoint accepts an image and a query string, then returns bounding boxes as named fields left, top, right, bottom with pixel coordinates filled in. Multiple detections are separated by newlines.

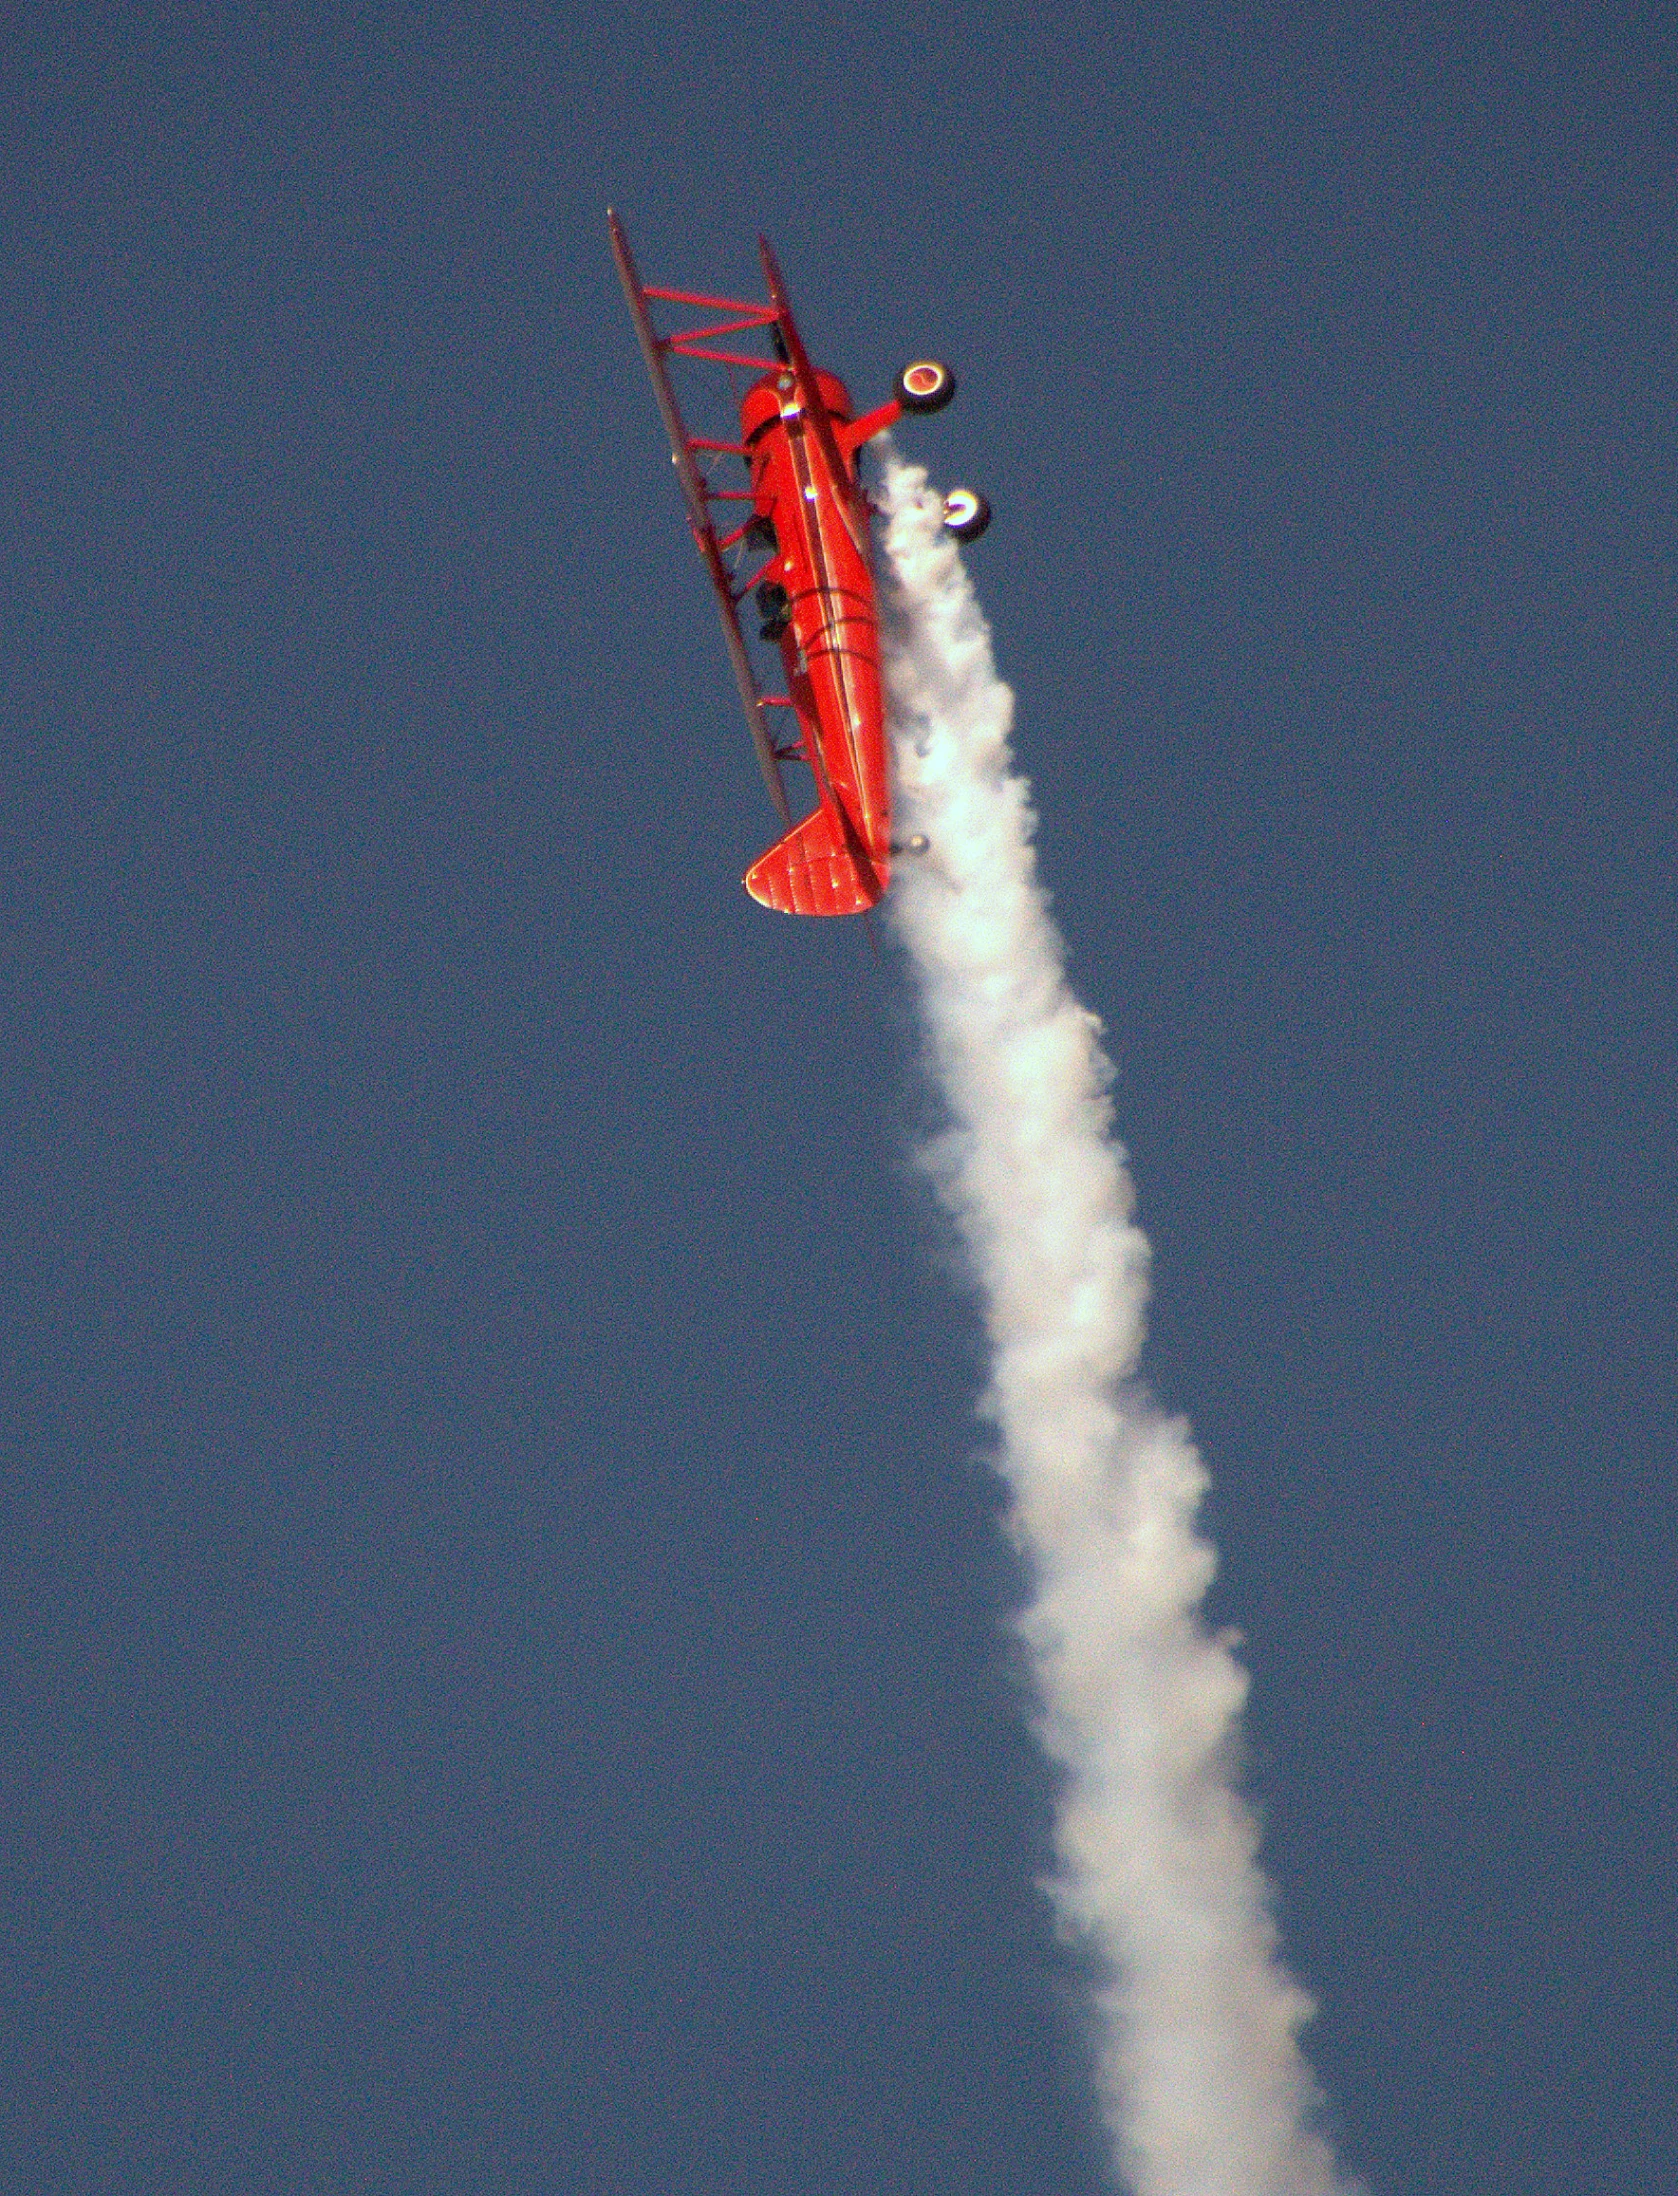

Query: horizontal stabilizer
left=743, top=804, right=884, bottom=917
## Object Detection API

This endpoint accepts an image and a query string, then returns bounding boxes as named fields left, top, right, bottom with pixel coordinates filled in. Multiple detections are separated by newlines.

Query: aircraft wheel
left=895, top=359, right=957, bottom=413
left=942, top=487, right=991, bottom=541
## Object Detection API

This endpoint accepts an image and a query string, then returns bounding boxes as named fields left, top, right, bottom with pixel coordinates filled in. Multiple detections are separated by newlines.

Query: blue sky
left=3, top=9, right=1673, bottom=2192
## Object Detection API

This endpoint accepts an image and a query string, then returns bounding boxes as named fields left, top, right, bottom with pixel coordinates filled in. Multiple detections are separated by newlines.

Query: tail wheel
left=942, top=487, right=991, bottom=541
left=895, top=359, right=957, bottom=414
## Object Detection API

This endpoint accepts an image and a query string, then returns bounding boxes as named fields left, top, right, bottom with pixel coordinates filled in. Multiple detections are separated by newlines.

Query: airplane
left=609, top=210, right=987, bottom=916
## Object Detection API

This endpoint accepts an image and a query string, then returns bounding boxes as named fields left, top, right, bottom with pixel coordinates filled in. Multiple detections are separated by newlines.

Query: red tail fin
left=743, top=805, right=884, bottom=917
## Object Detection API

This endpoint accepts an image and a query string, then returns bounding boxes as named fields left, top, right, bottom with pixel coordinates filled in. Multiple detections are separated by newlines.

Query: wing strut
left=608, top=210, right=791, bottom=825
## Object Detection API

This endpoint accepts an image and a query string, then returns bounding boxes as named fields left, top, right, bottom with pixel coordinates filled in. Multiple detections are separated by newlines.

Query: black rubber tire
left=942, top=487, right=991, bottom=542
left=895, top=359, right=957, bottom=414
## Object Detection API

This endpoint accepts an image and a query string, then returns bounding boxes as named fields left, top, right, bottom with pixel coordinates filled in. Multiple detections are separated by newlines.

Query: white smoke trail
left=877, top=454, right=1358, bottom=2196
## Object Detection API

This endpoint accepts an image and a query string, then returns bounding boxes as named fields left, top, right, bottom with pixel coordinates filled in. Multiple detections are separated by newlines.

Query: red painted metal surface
left=609, top=212, right=907, bottom=917
left=737, top=350, right=901, bottom=915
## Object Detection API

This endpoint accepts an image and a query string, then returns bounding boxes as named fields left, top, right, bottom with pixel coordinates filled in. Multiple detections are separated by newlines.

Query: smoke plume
left=877, top=454, right=1359, bottom=2196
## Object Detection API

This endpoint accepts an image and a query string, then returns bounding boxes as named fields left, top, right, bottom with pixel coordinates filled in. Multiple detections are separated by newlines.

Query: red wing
left=608, top=210, right=791, bottom=826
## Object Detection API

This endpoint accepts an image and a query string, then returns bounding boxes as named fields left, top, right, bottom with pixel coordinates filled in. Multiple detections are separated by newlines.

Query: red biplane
left=609, top=211, right=986, bottom=917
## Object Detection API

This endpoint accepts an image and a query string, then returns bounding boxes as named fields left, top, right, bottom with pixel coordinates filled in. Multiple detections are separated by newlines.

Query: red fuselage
left=738, top=369, right=898, bottom=916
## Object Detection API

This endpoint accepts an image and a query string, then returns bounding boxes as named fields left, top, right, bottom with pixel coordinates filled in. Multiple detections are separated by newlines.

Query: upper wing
left=608, top=210, right=791, bottom=826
